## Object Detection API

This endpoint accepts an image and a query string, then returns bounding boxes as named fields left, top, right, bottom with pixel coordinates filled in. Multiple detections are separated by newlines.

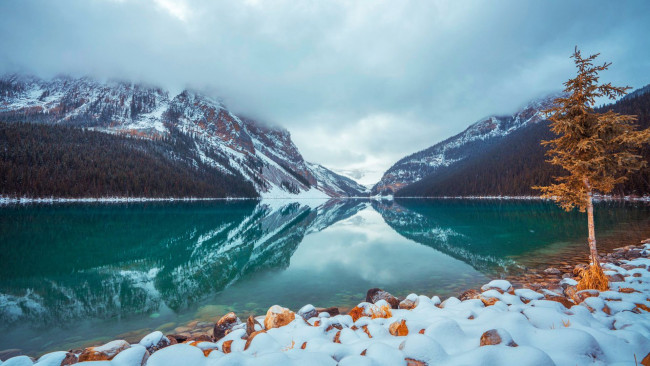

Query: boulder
left=166, top=334, right=187, bottom=344
left=78, top=340, right=130, bottom=362
left=297, top=304, right=318, bottom=321
left=563, top=286, right=581, bottom=304
left=139, top=331, right=171, bottom=354
left=221, top=340, right=233, bottom=354
left=388, top=320, right=409, bottom=336
left=459, top=289, right=481, bottom=301
left=246, top=315, right=263, bottom=337
left=213, top=312, right=241, bottom=341
left=348, top=302, right=392, bottom=321
left=544, top=267, right=561, bottom=275
left=479, top=329, right=517, bottom=347
left=111, top=344, right=149, bottom=366
left=189, top=334, right=212, bottom=343
left=399, top=294, right=419, bottom=310
left=0, top=350, right=23, bottom=361
left=60, top=352, right=78, bottom=365
left=576, top=289, right=599, bottom=302
left=315, top=307, right=340, bottom=316
left=544, top=295, right=574, bottom=309
left=480, top=280, right=513, bottom=294
left=366, top=288, right=400, bottom=309
left=405, top=359, right=427, bottom=366
left=607, top=273, right=625, bottom=282
left=263, top=305, right=295, bottom=330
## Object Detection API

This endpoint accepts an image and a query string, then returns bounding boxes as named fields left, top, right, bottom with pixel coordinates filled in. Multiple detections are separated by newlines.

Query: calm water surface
left=1, top=199, right=649, bottom=356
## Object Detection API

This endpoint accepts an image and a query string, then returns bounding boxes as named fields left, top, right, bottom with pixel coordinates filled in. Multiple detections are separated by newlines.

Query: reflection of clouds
left=290, top=206, right=478, bottom=285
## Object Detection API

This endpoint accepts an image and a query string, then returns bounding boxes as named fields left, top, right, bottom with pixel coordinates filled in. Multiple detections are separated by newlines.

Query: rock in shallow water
left=213, top=312, right=241, bottom=341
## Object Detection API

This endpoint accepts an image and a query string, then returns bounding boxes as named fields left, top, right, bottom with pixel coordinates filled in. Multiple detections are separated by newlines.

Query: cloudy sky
left=1, top=0, right=649, bottom=184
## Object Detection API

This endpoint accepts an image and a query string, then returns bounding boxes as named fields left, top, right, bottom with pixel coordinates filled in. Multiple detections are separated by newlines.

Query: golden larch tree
left=535, top=47, right=650, bottom=290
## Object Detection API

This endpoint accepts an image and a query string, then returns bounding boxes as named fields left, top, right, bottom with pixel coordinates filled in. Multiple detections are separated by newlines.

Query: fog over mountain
left=1, top=0, right=649, bottom=184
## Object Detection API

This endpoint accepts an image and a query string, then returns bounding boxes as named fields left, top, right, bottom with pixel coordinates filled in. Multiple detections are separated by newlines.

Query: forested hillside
left=396, top=86, right=650, bottom=197
left=0, top=122, right=258, bottom=198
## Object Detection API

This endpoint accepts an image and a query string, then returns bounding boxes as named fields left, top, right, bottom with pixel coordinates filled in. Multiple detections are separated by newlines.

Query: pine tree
left=535, top=47, right=650, bottom=290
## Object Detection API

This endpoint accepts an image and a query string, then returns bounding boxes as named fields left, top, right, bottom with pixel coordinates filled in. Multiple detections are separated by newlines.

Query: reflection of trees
left=373, top=199, right=647, bottom=275
left=0, top=200, right=366, bottom=326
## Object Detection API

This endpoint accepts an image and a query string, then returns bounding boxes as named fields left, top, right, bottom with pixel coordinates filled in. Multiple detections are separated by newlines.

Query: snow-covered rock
left=7, top=246, right=650, bottom=366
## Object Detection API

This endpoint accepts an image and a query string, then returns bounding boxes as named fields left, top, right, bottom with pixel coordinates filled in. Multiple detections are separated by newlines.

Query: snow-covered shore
left=2, top=243, right=650, bottom=366
left=0, top=196, right=259, bottom=205
left=395, top=195, right=650, bottom=202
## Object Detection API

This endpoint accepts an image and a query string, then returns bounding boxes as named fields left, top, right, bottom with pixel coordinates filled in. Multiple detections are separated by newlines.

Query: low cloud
left=1, top=0, right=648, bottom=184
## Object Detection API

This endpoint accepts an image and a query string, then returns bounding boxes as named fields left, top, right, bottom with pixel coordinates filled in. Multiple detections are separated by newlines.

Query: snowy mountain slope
left=0, top=74, right=367, bottom=197
left=372, top=93, right=561, bottom=195
left=622, top=83, right=650, bottom=101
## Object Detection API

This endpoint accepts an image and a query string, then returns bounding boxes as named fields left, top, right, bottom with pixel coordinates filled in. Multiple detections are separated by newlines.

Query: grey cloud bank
left=1, top=0, right=649, bottom=184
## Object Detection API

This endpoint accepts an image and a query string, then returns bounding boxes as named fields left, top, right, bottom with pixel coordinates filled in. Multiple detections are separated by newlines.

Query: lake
left=1, top=198, right=649, bottom=356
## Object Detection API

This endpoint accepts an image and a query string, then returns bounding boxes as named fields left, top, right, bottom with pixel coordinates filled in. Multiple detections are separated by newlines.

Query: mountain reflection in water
left=0, top=199, right=648, bottom=355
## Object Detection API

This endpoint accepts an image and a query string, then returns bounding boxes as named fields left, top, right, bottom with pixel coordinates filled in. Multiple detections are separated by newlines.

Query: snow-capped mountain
left=0, top=74, right=368, bottom=198
left=372, top=93, right=561, bottom=195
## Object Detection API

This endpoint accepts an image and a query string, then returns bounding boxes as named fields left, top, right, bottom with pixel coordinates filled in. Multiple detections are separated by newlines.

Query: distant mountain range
left=2, top=73, right=648, bottom=199
left=374, top=84, right=650, bottom=198
left=0, top=74, right=368, bottom=198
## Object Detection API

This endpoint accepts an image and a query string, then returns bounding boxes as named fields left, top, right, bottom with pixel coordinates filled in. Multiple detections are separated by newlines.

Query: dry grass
left=562, top=319, right=571, bottom=327
left=577, top=264, right=609, bottom=291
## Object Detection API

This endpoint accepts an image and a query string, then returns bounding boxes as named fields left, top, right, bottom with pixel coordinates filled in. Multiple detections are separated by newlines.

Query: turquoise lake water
left=0, top=199, right=649, bottom=356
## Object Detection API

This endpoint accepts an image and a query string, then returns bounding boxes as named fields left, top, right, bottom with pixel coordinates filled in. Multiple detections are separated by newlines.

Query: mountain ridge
left=0, top=73, right=368, bottom=198
left=372, top=92, right=562, bottom=195
left=387, top=87, right=650, bottom=198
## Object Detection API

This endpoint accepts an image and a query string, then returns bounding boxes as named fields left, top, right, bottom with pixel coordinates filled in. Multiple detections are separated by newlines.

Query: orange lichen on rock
left=635, top=303, right=650, bottom=312
left=78, top=340, right=130, bottom=362
left=348, top=306, right=365, bottom=322
left=362, top=325, right=372, bottom=338
left=389, top=320, right=409, bottom=337
left=544, top=295, right=574, bottom=309
left=479, top=329, right=517, bottom=347
left=479, top=296, right=498, bottom=307
left=406, top=358, right=427, bottom=366
left=333, top=330, right=342, bottom=343
left=370, top=305, right=392, bottom=319
left=264, top=305, right=296, bottom=330
left=222, top=340, right=233, bottom=354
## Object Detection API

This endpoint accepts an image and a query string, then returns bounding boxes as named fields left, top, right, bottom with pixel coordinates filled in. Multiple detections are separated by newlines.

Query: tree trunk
left=584, top=178, right=599, bottom=267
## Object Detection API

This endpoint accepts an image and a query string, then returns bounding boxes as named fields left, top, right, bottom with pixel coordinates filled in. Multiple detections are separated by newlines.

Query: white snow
left=7, top=252, right=650, bottom=366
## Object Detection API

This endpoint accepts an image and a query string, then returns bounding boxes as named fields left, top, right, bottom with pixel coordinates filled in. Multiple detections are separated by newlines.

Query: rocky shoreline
left=2, top=241, right=650, bottom=365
